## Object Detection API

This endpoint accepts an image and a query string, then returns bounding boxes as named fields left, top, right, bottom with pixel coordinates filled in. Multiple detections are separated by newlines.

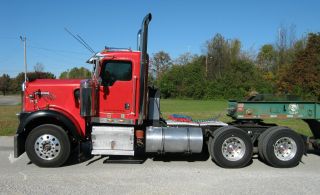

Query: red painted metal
left=24, top=79, right=85, bottom=136
left=97, top=51, right=142, bottom=124
left=23, top=50, right=143, bottom=138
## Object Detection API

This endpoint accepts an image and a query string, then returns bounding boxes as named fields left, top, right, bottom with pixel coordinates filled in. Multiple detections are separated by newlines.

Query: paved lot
left=1, top=136, right=320, bottom=195
left=0, top=95, right=20, bottom=106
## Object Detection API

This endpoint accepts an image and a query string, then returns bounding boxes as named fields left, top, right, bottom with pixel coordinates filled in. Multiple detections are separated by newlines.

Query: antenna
left=76, top=35, right=95, bottom=53
left=64, top=28, right=95, bottom=54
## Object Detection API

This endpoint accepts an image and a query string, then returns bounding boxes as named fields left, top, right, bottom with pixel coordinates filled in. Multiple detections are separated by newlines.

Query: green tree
left=157, top=56, right=206, bottom=99
left=274, top=24, right=298, bottom=72
left=277, top=33, right=320, bottom=100
left=11, top=72, right=56, bottom=93
left=257, top=44, right=276, bottom=71
left=59, top=67, right=91, bottom=79
left=205, top=34, right=242, bottom=80
left=0, top=74, right=11, bottom=96
left=34, top=62, right=45, bottom=72
left=158, top=55, right=273, bottom=100
left=151, top=51, right=172, bottom=79
left=174, top=52, right=197, bottom=66
left=230, top=39, right=241, bottom=64
left=206, top=34, right=230, bottom=79
left=206, top=60, right=273, bottom=99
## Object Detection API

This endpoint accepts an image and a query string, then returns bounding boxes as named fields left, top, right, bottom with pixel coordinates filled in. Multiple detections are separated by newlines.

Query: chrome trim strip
left=91, top=117, right=135, bottom=125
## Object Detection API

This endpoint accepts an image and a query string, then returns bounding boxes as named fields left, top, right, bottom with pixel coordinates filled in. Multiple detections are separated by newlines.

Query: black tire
left=208, top=126, right=232, bottom=159
left=25, top=124, right=71, bottom=167
left=209, top=126, right=253, bottom=168
left=262, top=127, right=304, bottom=168
left=208, top=137, right=213, bottom=158
left=258, top=126, right=282, bottom=161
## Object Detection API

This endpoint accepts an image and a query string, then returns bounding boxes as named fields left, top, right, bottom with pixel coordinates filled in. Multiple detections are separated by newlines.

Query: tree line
left=0, top=66, right=90, bottom=95
left=151, top=31, right=320, bottom=101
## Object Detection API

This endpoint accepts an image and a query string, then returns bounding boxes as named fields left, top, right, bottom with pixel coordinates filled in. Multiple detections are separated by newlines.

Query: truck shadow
left=63, top=142, right=94, bottom=167
left=63, top=143, right=211, bottom=166
left=151, top=147, right=210, bottom=162
left=306, top=149, right=320, bottom=156
left=63, top=144, right=320, bottom=167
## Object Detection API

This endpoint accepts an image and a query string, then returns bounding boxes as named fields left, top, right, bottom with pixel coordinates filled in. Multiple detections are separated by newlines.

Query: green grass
left=0, top=99, right=312, bottom=136
left=160, top=99, right=229, bottom=120
left=0, top=105, right=21, bottom=136
left=262, top=119, right=311, bottom=136
left=161, top=99, right=312, bottom=136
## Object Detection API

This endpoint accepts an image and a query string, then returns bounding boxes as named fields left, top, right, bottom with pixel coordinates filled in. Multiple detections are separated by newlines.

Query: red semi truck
left=14, top=13, right=306, bottom=168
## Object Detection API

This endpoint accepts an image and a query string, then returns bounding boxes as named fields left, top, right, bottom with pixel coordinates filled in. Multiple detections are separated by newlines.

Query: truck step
left=103, top=156, right=146, bottom=164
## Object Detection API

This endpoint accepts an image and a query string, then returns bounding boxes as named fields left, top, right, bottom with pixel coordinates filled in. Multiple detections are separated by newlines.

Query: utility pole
left=20, top=36, right=27, bottom=83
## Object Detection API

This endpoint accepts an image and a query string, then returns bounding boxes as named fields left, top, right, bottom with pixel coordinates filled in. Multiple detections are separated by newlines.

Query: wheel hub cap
left=274, top=137, right=297, bottom=161
left=34, top=134, right=61, bottom=160
left=222, top=137, right=246, bottom=161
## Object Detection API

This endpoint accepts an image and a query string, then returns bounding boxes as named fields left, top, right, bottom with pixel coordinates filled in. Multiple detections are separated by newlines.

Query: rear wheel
left=208, top=137, right=213, bottom=157
left=258, top=126, right=282, bottom=161
left=25, top=124, right=71, bottom=167
left=209, top=126, right=253, bottom=168
left=261, top=127, right=304, bottom=168
left=208, top=126, right=228, bottom=158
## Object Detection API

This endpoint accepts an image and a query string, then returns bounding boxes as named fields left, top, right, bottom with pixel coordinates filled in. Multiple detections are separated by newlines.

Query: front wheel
left=25, top=124, right=71, bottom=167
left=209, top=126, right=253, bottom=168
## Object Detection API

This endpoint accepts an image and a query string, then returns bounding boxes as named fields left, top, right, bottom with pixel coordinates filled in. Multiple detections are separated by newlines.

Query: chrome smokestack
left=137, top=13, right=152, bottom=125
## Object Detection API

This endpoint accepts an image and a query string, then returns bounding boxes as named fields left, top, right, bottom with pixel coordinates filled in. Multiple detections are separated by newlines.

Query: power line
left=29, top=50, right=88, bottom=68
left=0, top=36, right=19, bottom=40
left=29, top=45, right=88, bottom=55
left=0, top=46, right=20, bottom=63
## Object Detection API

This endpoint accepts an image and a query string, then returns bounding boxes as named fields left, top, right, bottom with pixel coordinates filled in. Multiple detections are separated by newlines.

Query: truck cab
left=88, top=50, right=144, bottom=125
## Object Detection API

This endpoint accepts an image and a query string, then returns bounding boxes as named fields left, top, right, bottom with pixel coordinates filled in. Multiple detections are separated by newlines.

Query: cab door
left=99, top=60, right=134, bottom=115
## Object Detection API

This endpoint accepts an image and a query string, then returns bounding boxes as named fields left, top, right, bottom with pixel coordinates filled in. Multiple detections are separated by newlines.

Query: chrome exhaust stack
left=80, top=79, right=97, bottom=117
left=137, top=13, right=152, bottom=125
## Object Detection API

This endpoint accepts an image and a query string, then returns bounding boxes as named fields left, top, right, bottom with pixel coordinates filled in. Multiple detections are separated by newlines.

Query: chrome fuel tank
left=145, top=126, right=203, bottom=153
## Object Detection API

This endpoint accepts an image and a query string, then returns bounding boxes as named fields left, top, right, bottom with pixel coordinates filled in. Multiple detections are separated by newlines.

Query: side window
left=100, top=61, right=132, bottom=86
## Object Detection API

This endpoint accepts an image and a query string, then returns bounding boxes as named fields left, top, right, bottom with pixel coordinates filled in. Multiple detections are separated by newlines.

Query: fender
left=17, top=110, right=84, bottom=140
left=14, top=110, right=84, bottom=158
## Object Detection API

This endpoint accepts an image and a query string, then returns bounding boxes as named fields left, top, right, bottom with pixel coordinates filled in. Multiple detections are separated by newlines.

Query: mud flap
left=14, top=134, right=25, bottom=158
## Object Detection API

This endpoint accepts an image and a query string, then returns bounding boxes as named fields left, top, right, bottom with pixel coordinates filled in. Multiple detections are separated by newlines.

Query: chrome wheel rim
left=274, top=137, right=297, bottom=161
left=34, top=134, right=61, bottom=160
left=222, top=137, right=246, bottom=161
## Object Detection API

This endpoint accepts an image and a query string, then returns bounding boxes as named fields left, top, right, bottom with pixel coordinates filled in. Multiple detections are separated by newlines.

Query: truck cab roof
left=86, top=49, right=141, bottom=64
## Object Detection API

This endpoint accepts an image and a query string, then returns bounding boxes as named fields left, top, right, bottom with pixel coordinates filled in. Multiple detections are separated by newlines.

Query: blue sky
left=0, top=0, right=319, bottom=77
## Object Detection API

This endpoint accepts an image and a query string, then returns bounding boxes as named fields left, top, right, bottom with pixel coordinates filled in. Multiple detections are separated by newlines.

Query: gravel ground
left=1, top=136, right=320, bottom=195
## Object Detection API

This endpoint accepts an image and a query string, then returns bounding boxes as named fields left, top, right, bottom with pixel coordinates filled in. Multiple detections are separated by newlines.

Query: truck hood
left=24, top=79, right=83, bottom=112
